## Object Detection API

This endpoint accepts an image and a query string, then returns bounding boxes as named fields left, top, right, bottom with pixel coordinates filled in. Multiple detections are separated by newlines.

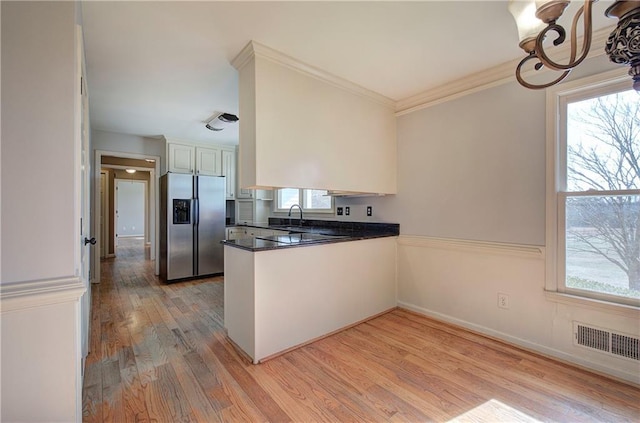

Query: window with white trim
left=276, top=188, right=333, bottom=213
left=549, top=73, right=639, bottom=307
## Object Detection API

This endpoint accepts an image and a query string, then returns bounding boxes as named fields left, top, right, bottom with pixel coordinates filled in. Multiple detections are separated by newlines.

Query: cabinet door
left=227, top=227, right=243, bottom=240
left=196, top=147, right=221, bottom=176
left=169, top=144, right=195, bottom=174
left=221, top=150, right=236, bottom=200
left=237, top=188, right=253, bottom=199
left=236, top=200, right=254, bottom=225
left=255, top=189, right=273, bottom=200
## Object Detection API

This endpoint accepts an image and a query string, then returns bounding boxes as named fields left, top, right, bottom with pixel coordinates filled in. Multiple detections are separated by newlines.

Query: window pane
left=566, top=90, right=639, bottom=192
left=565, top=195, right=640, bottom=299
left=278, top=188, right=300, bottom=209
left=303, top=189, right=331, bottom=209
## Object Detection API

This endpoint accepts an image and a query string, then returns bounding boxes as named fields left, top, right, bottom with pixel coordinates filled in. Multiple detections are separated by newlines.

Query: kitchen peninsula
left=223, top=219, right=399, bottom=363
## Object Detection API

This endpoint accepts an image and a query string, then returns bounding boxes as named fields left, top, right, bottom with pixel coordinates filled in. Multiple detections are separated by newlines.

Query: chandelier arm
left=515, top=54, right=572, bottom=89
left=535, top=0, right=594, bottom=71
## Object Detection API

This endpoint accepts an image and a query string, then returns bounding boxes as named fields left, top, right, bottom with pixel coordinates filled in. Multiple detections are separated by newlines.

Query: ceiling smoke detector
left=206, top=112, right=239, bottom=131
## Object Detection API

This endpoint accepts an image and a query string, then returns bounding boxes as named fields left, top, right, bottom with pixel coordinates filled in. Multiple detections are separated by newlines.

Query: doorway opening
left=115, top=178, right=147, bottom=258
left=94, top=151, right=161, bottom=283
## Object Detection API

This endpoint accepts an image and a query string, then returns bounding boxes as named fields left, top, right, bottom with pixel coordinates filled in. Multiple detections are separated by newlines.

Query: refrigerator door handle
left=194, top=198, right=199, bottom=226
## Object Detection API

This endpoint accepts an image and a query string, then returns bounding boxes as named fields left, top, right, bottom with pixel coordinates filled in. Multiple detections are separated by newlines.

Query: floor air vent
left=574, top=322, right=639, bottom=361
left=612, top=333, right=640, bottom=361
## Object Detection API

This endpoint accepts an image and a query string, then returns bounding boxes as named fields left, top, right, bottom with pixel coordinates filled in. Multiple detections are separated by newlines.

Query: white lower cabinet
left=226, top=227, right=246, bottom=240
left=224, top=237, right=397, bottom=363
left=225, top=226, right=287, bottom=240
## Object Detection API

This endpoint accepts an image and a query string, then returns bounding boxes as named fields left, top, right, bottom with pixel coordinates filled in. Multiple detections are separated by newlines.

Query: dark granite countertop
left=222, top=218, right=399, bottom=252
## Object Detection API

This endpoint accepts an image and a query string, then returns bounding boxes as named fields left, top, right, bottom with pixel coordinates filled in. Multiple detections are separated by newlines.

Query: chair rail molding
left=0, top=276, right=85, bottom=313
left=397, top=235, right=545, bottom=259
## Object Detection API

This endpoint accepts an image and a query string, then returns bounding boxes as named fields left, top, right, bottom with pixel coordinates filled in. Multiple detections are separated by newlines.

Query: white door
left=78, top=27, right=93, bottom=360
left=115, top=179, right=146, bottom=239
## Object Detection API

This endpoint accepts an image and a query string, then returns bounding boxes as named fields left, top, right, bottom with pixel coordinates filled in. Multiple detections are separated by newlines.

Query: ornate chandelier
left=509, top=0, right=640, bottom=90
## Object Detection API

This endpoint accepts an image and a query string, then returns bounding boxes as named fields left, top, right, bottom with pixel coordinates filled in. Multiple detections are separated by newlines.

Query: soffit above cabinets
left=234, top=41, right=396, bottom=195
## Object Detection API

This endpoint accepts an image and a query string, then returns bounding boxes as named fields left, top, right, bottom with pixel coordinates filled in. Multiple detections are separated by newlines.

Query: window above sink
left=275, top=188, right=334, bottom=214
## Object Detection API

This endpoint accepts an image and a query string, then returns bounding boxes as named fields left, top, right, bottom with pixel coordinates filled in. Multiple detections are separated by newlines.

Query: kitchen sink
left=256, top=233, right=347, bottom=244
left=269, top=225, right=306, bottom=232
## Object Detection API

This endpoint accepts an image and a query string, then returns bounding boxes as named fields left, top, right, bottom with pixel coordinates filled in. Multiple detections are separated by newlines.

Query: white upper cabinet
left=255, top=189, right=273, bottom=200
left=221, top=149, right=236, bottom=200
left=168, top=143, right=195, bottom=174
left=237, top=187, right=253, bottom=199
left=232, top=41, right=397, bottom=195
left=167, top=141, right=236, bottom=198
left=196, top=146, right=221, bottom=176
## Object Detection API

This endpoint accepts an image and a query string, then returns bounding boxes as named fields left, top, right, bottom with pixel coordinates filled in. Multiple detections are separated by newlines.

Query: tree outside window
left=564, top=89, right=640, bottom=301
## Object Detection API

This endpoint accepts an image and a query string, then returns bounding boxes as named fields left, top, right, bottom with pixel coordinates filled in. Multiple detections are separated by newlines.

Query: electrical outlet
left=498, top=293, right=509, bottom=309
left=345, top=206, right=350, bottom=216
left=337, top=207, right=343, bottom=216
left=366, top=206, right=372, bottom=217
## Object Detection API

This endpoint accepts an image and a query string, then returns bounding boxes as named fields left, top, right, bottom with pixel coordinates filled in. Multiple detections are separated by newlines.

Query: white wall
left=92, top=129, right=166, bottom=171
left=1, top=2, right=84, bottom=421
left=338, top=81, right=546, bottom=245
left=341, top=54, right=640, bottom=384
left=1, top=1, right=77, bottom=284
left=2, top=300, right=80, bottom=422
left=116, top=180, right=145, bottom=237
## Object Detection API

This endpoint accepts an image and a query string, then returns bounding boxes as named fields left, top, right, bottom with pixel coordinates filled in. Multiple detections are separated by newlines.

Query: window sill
left=544, top=290, right=640, bottom=318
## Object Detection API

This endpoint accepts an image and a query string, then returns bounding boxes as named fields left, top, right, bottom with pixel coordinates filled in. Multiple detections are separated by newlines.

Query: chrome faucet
left=288, top=204, right=303, bottom=226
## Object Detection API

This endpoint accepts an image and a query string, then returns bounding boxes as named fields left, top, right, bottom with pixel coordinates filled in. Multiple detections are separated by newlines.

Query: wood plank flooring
left=83, top=237, right=640, bottom=422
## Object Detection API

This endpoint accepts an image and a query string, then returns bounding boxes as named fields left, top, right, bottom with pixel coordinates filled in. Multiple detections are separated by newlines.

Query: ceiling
left=81, top=1, right=617, bottom=146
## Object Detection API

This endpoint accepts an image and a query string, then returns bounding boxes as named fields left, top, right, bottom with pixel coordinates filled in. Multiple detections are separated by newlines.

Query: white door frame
left=100, top=170, right=111, bottom=259
left=102, top=164, right=157, bottom=260
left=93, top=150, right=160, bottom=283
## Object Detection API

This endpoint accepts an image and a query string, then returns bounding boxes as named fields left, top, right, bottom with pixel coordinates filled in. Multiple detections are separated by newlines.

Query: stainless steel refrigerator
left=160, top=173, right=225, bottom=282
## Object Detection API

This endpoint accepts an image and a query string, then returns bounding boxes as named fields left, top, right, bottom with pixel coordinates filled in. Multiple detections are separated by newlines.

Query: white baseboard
left=398, top=301, right=640, bottom=387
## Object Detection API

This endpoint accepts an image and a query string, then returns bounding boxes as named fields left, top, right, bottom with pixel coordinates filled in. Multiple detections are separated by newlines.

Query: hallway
left=82, top=238, right=640, bottom=422
left=82, top=237, right=225, bottom=421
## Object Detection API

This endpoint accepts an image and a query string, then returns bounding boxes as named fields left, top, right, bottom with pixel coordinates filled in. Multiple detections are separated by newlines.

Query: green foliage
left=567, top=276, right=640, bottom=299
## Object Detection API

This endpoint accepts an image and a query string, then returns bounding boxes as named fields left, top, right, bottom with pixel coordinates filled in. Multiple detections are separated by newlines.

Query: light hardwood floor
left=83, top=237, right=640, bottom=422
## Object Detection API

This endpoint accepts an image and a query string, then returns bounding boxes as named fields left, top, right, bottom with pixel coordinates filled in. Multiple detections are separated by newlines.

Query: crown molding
left=163, top=135, right=236, bottom=151
left=395, top=25, right=617, bottom=116
left=1, top=276, right=85, bottom=313
left=395, top=59, right=519, bottom=116
left=231, top=40, right=396, bottom=109
left=230, top=40, right=256, bottom=71
left=231, top=26, right=618, bottom=117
